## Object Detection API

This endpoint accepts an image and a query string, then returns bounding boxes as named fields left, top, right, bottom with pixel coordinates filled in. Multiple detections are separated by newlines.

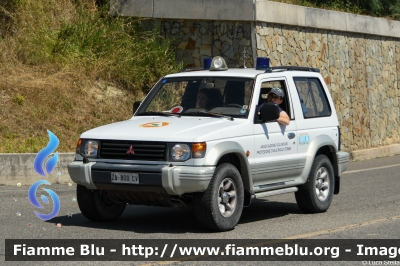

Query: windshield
left=137, top=77, right=254, bottom=118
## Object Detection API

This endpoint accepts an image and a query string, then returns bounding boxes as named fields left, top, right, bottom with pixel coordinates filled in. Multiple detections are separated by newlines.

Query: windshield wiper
left=185, top=111, right=233, bottom=121
left=136, top=111, right=181, bottom=118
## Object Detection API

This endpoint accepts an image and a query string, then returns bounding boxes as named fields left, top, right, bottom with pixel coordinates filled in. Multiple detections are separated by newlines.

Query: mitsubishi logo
left=126, top=145, right=135, bottom=155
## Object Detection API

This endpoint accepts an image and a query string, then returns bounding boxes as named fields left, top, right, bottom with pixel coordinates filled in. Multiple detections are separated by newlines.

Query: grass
left=0, top=0, right=182, bottom=153
left=0, top=63, right=139, bottom=152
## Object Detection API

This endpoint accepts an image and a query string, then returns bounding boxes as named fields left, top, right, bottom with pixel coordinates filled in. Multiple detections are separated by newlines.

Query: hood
left=80, top=116, right=250, bottom=142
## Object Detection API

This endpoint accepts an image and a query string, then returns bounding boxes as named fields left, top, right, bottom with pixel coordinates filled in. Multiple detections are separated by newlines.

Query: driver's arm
left=277, top=111, right=290, bottom=125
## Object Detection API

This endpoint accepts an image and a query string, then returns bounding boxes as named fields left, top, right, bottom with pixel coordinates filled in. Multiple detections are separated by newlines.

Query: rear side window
left=293, top=77, right=331, bottom=118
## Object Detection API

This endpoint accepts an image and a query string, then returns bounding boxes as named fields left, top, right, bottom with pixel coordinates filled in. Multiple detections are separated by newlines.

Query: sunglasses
left=268, top=93, right=281, bottom=100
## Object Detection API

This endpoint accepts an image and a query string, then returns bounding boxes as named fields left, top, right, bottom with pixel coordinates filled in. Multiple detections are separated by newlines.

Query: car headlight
left=169, top=142, right=206, bottom=161
left=76, top=139, right=99, bottom=158
left=170, top=144, right=191, bottom=161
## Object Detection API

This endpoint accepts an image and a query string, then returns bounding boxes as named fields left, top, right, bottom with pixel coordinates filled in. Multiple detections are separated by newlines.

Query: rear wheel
left=295, top=155, right=334, bottom=213
left=194, top=163, right=244, bottom=231
left=77, top=185, right=126, bottom=221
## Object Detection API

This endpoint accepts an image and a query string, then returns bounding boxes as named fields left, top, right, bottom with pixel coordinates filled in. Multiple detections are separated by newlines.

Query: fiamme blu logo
left=28, top=130, right=61, bottom=221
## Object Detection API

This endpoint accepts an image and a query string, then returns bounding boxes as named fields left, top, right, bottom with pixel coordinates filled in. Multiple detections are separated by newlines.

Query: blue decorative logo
left=299, top=135, right=310, bottom=145
left=28, top=180, right=60, bottom=221
left=33, top=130, right=59, bottom=176
left=29, top=130, right=61, bottom=221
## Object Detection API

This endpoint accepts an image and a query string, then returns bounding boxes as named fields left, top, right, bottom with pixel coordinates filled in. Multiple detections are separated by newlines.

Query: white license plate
left=111, top=172, right=139, bottom=184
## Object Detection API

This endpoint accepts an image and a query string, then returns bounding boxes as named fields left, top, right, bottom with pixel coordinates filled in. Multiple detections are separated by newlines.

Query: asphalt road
left=1, top=155, right=400, bottom=266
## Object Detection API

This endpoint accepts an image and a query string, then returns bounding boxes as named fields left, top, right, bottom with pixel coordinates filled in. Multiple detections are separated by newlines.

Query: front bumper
left=67, top=161, right=215, bottom=196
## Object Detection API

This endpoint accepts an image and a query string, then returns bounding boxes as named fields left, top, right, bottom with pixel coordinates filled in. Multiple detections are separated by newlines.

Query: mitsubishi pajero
left=68, top=56, right=349, bottom=231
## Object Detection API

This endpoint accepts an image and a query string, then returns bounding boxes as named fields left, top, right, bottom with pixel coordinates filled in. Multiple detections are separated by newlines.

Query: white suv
left=68, top=56, right=349, bottom=231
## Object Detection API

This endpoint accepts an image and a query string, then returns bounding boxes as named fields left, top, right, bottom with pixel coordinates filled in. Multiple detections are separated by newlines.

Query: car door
left=252, top=77, right=299, bottom=192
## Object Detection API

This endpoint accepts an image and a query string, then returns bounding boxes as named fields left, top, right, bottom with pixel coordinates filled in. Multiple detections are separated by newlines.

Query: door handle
left=287, top=132, right=295, bottom=139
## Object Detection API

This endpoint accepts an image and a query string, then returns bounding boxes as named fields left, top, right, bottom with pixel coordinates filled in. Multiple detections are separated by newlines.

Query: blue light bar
left=204, top=58, right=212, bottom=70
left=256, top=57, right=270, bottom=70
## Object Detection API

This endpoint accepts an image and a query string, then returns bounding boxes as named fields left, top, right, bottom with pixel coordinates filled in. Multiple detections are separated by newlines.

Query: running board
left=252, top=187, right=298, bottom=199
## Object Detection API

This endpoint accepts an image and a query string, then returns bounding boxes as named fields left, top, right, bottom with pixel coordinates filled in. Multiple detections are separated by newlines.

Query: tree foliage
left=288, top=0, right=400, bottom=19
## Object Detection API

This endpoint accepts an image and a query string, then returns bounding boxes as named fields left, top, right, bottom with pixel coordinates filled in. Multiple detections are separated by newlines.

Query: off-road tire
left=194, top=163, right=244, bottom=231
left=77, top=185, right=126, bottom=221
left=295, top=154, right=334, bottom=213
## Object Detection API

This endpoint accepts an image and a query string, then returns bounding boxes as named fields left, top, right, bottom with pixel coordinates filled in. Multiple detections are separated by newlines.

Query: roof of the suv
left=165, top=68, right=265, bottom=78
left=164, top=67, right=321, bottom=79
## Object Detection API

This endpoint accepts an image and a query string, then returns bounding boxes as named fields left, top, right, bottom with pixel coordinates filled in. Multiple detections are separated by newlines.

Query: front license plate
left=111, top=172, right=139, bottom=184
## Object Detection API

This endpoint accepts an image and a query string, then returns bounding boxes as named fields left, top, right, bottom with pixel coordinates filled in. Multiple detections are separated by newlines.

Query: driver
left=196, top=89, right=211, bottom=110
left=258, top=87, right=290, bottom=125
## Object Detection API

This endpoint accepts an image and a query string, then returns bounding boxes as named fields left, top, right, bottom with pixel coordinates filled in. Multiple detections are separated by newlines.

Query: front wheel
left=77, top=185, right=126, bottom=221
left=194, top=163, right=244, bottom=231
left=295, top=154, right=334, bottom=213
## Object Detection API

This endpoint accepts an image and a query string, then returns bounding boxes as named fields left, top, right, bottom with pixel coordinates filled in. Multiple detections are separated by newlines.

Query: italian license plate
left=111, top=172, right=139, bottom=184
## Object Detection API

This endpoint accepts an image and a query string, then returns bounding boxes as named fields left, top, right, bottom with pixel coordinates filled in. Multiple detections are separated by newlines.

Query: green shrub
left=12, top=93, right=25, bottom=105
left=274, top=0, right=400, bottom=19
left=2, top=0, right=182, bottom=93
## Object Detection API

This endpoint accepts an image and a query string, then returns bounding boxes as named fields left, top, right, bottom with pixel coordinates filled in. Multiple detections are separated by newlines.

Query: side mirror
left=259, top=103, right=280, bottom=122
left=133, top=101, right=141, bottom=114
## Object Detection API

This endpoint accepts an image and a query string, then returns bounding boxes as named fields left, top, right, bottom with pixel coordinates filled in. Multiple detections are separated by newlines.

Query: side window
left=259, top=80, right=291, bottom=118
left=294, top=77, right=331, bottom=118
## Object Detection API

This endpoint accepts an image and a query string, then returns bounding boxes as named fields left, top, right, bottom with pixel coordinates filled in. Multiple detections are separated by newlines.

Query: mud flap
left=334, top=175, right=340, bottom=194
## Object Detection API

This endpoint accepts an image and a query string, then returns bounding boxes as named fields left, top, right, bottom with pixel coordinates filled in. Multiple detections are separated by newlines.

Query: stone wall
left=159, top=19, right=400, bottom=151
left=161, top=20, right=254, bottom=68
left=256, top=24, right=400, bottom=150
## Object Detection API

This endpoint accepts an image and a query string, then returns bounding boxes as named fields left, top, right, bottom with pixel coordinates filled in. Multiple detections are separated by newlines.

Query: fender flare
left=300, top=135, right=338, bottom=183
left=203, top=141, right=252, bottom=191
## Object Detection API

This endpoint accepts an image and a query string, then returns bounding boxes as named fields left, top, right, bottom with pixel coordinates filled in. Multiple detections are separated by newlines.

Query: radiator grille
left=99, top=140, right=167, bottom=161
